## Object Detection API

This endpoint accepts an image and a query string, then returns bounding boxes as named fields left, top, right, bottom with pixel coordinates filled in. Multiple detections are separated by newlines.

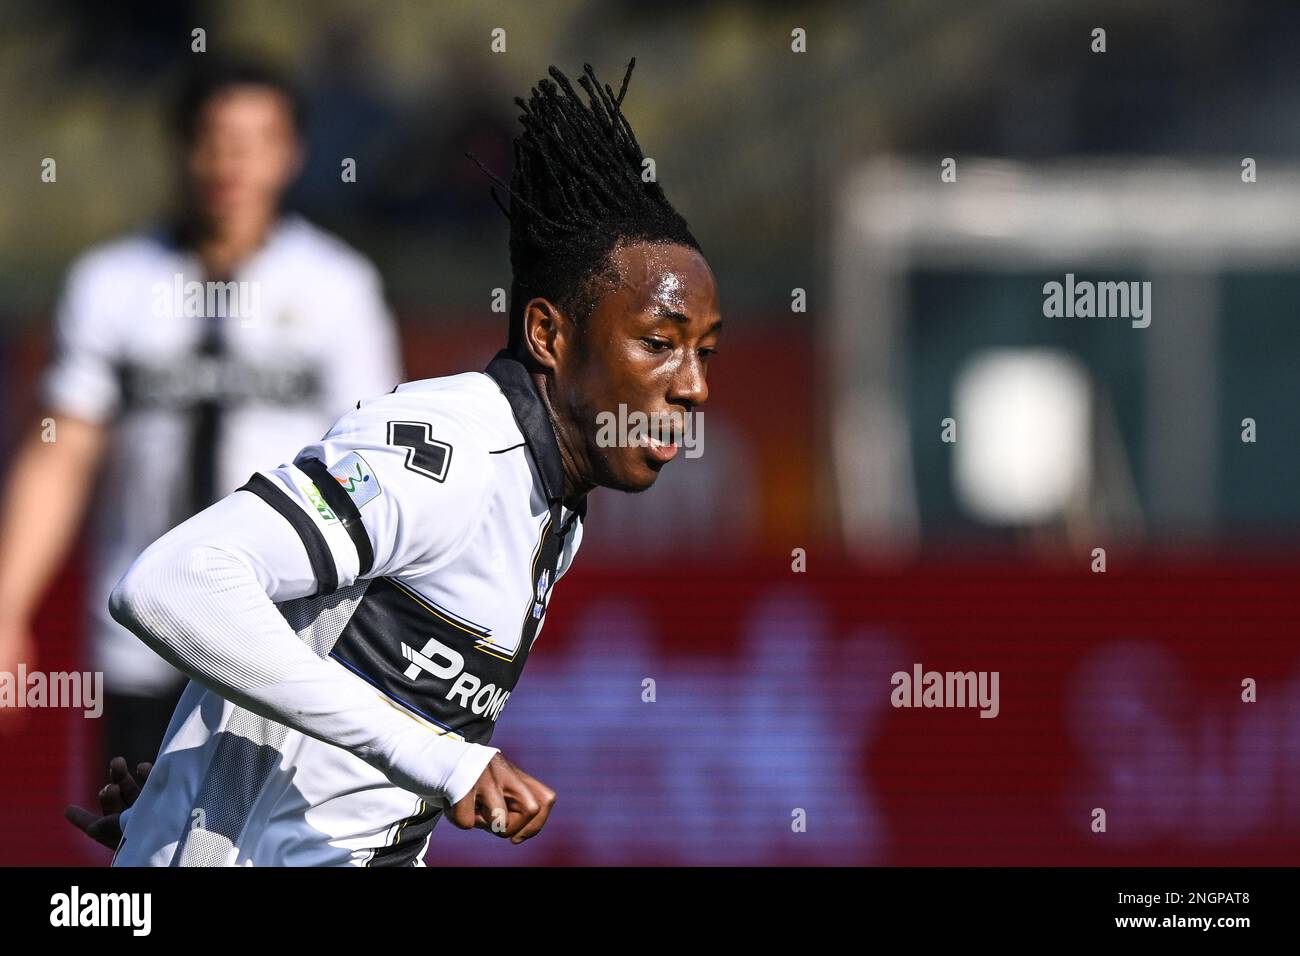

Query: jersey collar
left=484, top=349, right=588, bottom=529
left=158, top=210, right=301, bottom=263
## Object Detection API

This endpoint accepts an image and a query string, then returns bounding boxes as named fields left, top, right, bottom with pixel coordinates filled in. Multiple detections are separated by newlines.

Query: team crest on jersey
left=327, top=452, right=382, bottom=509
left=532, top=568, right=551, bottom=620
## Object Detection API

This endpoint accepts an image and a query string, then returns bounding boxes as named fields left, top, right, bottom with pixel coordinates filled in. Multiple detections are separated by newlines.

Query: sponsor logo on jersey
left=290, top=468, right=337, bottom=523
left=331, top=579, right=521, bottom=739
left=327, top=452, right=382, bottom=509
left=118, top=358, right=321, bottom=408
left=400, top=636, right=512, bottom=723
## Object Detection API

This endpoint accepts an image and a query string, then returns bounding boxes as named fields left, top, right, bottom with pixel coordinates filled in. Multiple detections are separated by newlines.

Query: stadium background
left=3, top=0, right=1300, bottom=865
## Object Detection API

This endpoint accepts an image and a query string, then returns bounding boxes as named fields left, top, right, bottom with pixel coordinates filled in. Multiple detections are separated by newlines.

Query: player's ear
left=520, top=297, right=571, bottom=372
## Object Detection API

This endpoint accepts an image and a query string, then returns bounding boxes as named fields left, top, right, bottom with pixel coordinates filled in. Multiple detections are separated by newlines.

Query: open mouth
left=644, top=435, right=679, bottom=463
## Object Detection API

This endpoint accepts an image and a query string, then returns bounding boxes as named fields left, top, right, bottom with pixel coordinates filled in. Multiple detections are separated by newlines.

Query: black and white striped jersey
left=111, top=351, right=586, bottom=866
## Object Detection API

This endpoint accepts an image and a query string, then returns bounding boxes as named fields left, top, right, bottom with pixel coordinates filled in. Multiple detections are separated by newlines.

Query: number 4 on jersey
left=388, top=421, right=453, bottom=482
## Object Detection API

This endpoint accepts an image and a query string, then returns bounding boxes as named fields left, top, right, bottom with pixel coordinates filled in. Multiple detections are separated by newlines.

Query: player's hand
left=63, top=757, right=152, bottom=850
left=446, top=752, right=556, bottom=845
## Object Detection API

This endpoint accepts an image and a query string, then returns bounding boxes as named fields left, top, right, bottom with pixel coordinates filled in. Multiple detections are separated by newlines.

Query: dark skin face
left=520, top=240, right=722, bottom=501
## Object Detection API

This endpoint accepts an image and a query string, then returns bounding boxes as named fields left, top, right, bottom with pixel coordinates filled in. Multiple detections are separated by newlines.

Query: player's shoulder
left=274, top=214, right=381, bottom=284
left=62, top=228, right=181, bottom=289
left=321, top=370, right=519, bottom=486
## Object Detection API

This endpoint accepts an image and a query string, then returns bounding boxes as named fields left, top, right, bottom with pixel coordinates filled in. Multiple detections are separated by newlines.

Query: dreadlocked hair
left=467, top=58, right=701, bottom=354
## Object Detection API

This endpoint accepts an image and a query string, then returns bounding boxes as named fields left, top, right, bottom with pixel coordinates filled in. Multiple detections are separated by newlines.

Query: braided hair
left=468, top=58, right=701, bottom=353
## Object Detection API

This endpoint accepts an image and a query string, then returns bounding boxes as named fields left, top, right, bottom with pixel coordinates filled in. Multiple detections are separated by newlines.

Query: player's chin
left=599, top=447, right=667, bottom=493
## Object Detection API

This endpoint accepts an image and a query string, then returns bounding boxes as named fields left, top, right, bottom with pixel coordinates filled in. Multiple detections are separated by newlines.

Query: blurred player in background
left=0, top=56, right=402, bottom=772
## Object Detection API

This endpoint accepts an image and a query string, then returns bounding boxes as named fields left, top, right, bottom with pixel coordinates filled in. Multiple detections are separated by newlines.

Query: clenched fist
left=446, top=752, right=556, bottom=845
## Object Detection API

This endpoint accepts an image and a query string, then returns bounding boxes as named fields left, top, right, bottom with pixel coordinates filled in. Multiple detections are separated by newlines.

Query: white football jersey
left=112, top=352, right=586, bottom=866
left=43, top=213, right=401, bottom=694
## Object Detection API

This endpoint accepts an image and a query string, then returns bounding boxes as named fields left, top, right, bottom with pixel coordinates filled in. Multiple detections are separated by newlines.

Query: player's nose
left=668, top=352, right=709, bottom=409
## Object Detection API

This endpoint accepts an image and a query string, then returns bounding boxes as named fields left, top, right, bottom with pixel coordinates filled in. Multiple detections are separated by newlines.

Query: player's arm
left=106, top=468, right=497, bottom=809
left=0, top=252, right=116, bottom=678
left=0, top=415, right=106, bottom=678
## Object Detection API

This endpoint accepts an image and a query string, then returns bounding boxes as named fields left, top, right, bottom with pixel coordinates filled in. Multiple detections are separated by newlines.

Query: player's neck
left=190, top=208, right=279, bottom=278
left=528, top=370, right=596, bottom=502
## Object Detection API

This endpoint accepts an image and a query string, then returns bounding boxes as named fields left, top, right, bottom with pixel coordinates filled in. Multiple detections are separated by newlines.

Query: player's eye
left=642, top=337, right=672, bottom=352
left=699, top=346, right=718, bottom=359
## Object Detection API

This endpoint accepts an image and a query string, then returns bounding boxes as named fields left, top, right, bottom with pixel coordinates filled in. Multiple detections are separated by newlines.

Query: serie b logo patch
left=327, top=452, right=382, bottom=509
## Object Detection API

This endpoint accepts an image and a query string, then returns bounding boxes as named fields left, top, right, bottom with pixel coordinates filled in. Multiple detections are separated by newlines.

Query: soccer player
left=66, top=59, right=722, bottom=865
left=0, top=57, right=402, bottom=771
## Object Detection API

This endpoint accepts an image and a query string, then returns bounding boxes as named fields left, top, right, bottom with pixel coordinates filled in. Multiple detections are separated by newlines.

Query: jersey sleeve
left=242, top=393, right=493, bottom=595
left=108, top=458, right=501, bottom=807
left=42, top=251, right=123, bottom=423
